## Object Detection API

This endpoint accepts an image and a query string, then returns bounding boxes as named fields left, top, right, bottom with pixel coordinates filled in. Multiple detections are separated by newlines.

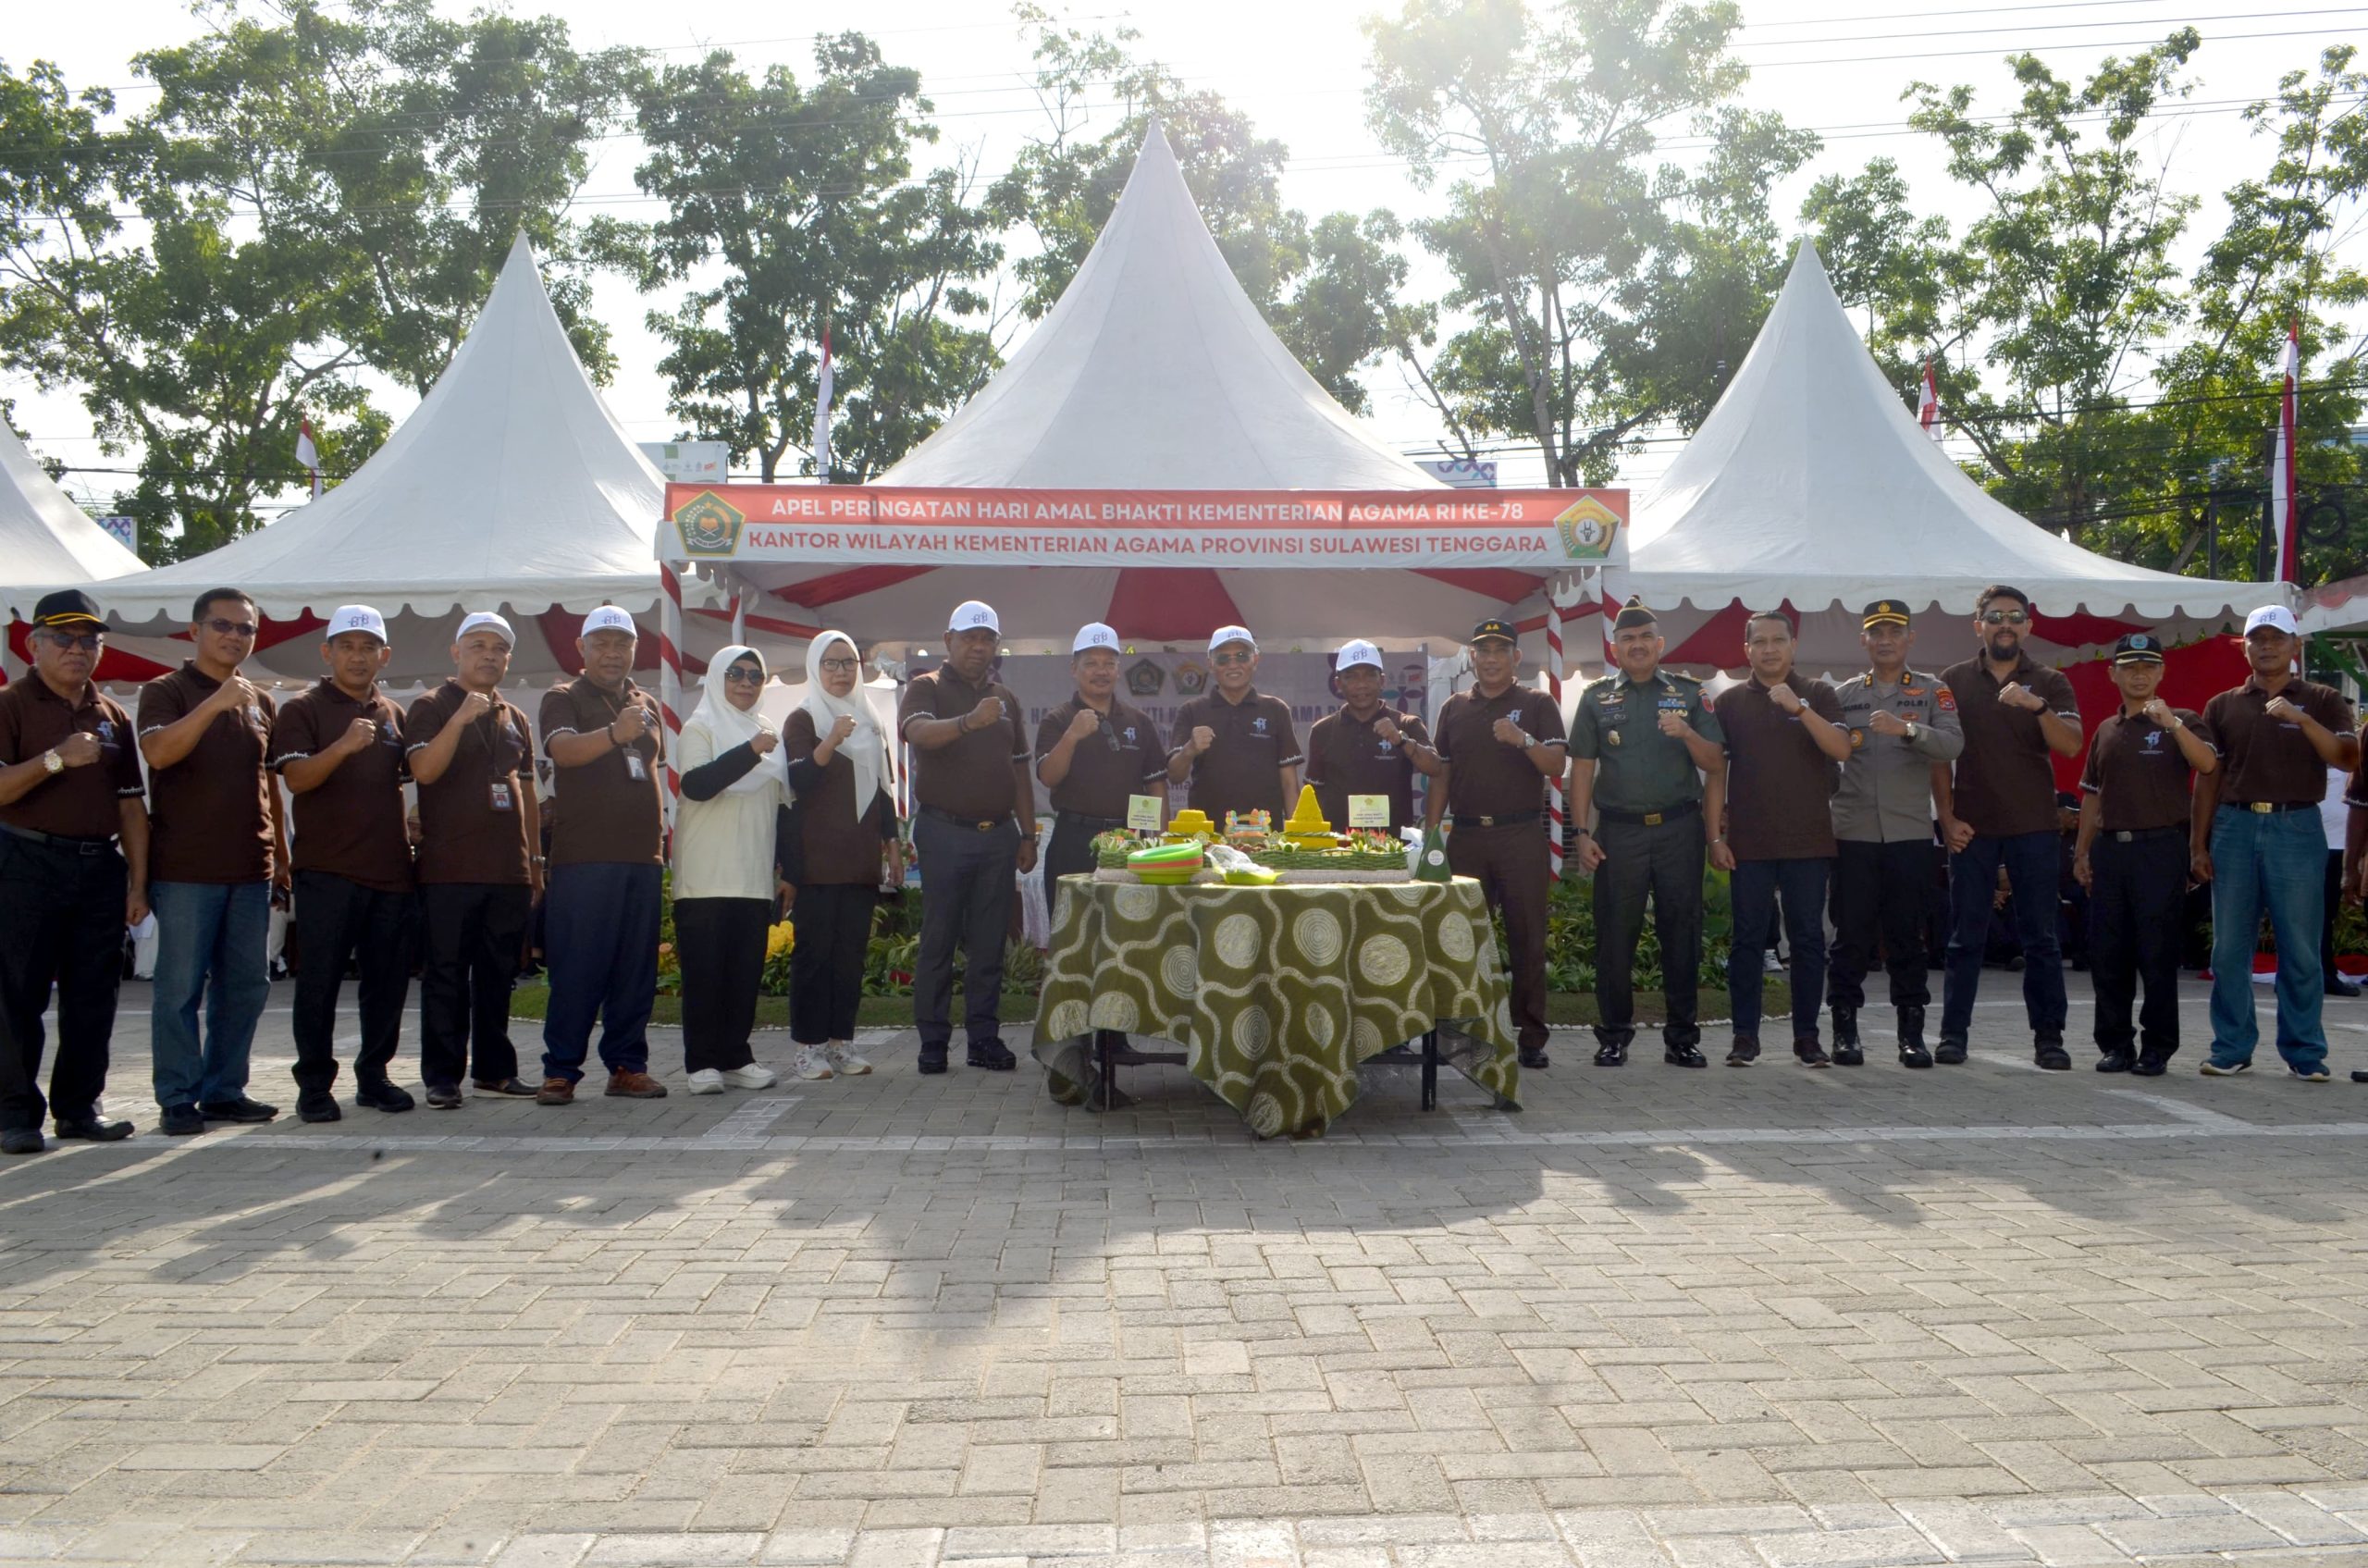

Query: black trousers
left=675, top=896, right=770, bottom=1072
left=789, top=883, right=878, bottom=1044
left=0, top=833, right=126, bottom=1132
left=417, top=882, right=531, bottom=1089
left=291, top=870, right=413, bottom=1095
left=1827, top=838, right=1935, bottom=1014
left=1449, top=821, right=1551, bottom=1055
left=2089, top=831, right=2189, bottom=1061
left=912, top=813, right=1019, bottom=1049
left=1590, top=815, right=1705, bottom=1049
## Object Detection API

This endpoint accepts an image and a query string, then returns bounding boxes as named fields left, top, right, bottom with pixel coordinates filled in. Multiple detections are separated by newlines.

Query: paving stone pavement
left=5, top=975, right=2368, bottom=1566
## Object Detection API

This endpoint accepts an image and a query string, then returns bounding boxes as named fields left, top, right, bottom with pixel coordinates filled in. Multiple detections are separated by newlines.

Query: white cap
left=1072, top=622, right=1120, bottom=655
left=456, top=611, right=515, bottom=647
left=2244, top=604, right=2300, bottom=636
left=948, top=599, right=1001, bottom=635
left=580, top=606, right=637, bottom=639
left=1208, top=624, right=1256, bottom=654
left=1334, top=639, right=1384, bottom=672
left=326, top=605, right=387, bottom=644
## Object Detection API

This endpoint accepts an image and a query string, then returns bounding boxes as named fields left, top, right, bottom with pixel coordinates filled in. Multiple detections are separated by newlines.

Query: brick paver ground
left=4, top=974, right=2368, bottom=1565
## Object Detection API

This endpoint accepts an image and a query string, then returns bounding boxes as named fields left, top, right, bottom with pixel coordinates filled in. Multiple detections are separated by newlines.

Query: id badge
left=625, top=752, right=648, bottom=783
left=489, top=779, right=514, bottom=813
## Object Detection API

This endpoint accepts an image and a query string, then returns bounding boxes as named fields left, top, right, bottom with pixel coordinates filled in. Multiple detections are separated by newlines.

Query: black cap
left=1470, top=617, right=1518, bottom=645
left=31, top=589, right=102, bottom=628
left=1611, top=596, right=1657, bottom=632
left=2111, top=632, right=2164, bottom=665
left=1862, top=599, right=1911, bottom=629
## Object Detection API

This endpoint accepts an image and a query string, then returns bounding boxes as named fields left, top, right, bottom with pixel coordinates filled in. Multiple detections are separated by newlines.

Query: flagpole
left=2274, top=321, right=2300, bottom=586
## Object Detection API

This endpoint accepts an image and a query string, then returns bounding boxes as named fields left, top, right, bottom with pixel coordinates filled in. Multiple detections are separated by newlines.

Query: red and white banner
left=1918, top=362, right=1942, bottom=442
left=661, top=485, right=1628, bottom=571
left=2272, top=322, right=2300, bottom=584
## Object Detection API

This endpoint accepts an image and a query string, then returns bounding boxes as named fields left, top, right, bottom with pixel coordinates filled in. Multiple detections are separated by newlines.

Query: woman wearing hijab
left=780, top=631, right=900, bottom=1080
left=674, top=645, right=787, bottom=1093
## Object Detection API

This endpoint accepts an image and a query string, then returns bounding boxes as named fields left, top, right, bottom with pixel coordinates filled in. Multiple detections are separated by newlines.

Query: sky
left=4, top=0, right=2359, bottom=513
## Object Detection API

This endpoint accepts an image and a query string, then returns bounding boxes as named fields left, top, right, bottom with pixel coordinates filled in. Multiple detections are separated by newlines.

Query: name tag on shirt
left=1126, top=794, right=1163, bottom=832
left=489, top=780, right=514, bottom=813
left=626, top=752, right=648, bottom=783
left=1348, top=795, right=1389, bottom=828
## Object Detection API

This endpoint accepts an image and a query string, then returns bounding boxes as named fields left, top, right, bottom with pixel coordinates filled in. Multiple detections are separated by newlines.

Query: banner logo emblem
left=672, top=491, right=745, bottom=557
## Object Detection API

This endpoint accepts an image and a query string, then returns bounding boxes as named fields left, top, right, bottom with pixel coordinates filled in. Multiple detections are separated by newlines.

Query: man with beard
left=1168, top=626, right=1301, bottom=826
left=1304, top=640, right=1438, bottom=833
left=0, top=590, right=146, bottom=1154
left=1935, top=586, right=2083, bottom=1069
left=902, top=599, right=1038, bottom=1075
left=2194, top=605, right=2358, bottom=1080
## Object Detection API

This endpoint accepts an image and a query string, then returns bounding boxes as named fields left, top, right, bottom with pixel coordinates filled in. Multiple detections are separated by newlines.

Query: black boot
left=1830, top=1006, right=1863, bottom=1067
left=1897, top=1006, right=1932, bottom=1069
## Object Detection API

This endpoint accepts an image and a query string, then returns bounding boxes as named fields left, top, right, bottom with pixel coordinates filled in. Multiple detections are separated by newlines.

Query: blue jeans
left=540, top=862, right=662, bottom=1083
left=149, top=880, right=271, bottom=1110
left=1940, top=830, right=2068, bottom=1043
left=1728, top=857, right=1829, bottom=1041
left=2207, top=805, right=2327, bottom=1070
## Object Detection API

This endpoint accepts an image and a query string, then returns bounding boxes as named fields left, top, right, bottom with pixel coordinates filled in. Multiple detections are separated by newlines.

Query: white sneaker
left=791, top=1047, right=833, bottom=1081
left=721, top=1063, right=778, bottom=1090
left=686, top=1068, right=725, bottom=1095
left=822, top=1042, right=872, bottom=1076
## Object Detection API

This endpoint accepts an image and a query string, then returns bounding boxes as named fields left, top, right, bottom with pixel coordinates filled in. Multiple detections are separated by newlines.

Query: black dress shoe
left=1933, top=1037, right=1968, bottom=1066
left=199, top=1097, right=278, bottom=1123
left=2095, top=1050, right=2135, bottom=1073
left=918, top=1046, right=949, bottom=1076
left=1518, top=1045, right=1550, bottom=1069
left=54, top=1117, right=133, bottom=1142
left=1664, top=1043, right=1708, bottom=1068
left=966, top=1040, right=1018, bottom=1071
left=1726, top=1035, right=1760, bottom=1067
left=1793, top=1037, right=1831, bottom=1068
left=425, top=1084, right=464, bottom=1110
left=472, top=1078, right=539, bottom=1097
left=161, top=1105, right=206, bottom=1136
left=1, top=1129, right=43, bottom=1154
left=354, top=1080, right=415, bottom=1113
left=1897, top=1042, right=1933, bottom=1069
left=297, top=1093, right=342, bottom=1123
left=2134, top=1055, right=2170, bottom=1077
left=1593, top=1041, right=1627, bottom=1067
left=2034, top=1043, right=2073, bottom=1071
left=2328, top=976, right=2362, bottom=997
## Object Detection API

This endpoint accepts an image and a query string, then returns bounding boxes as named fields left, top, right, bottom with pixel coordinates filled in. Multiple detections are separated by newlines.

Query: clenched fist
left=1657, top=710, right=1694, bottom=739
left=827, top=713, right=857, bottom=747
left=1768, top=682, right=1804, bottom=716
left=2141, top=698, right=2177, bottom=729
left=1375, top=717, right=1402, bottom=745
left=1998, top=682, right=2044, bottom=712
left=968, top=696, right=1004, bottom=731
left=750, top=729, right=780, bottom=756
left=455, top=688, right=493, bottom=724
left=53, top=732, right=102, bottom=768
left=2265, top=695, right=2301, bottom=722
left=1190, top=724, right=1216, bottom=755
left=339, top=717, right=379, bottom=754
left=612, top=703, right=650, bottom=743
left=1491, top=716, right=1529, bottom=747
left=1868, top=709, right=1910, bottom=736
left=1067, top=707, right=1102, bottom=742
left=204, top=673, right=260, bottom=715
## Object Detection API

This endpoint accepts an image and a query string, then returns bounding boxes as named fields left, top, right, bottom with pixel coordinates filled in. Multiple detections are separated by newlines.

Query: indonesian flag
left=295, top=417, right=323, bottom=499
left=811, top=325, right=833, bottom=480
left=2272, top=321, right=2300, bottom=584
left=1918, top=361, right=1942, bottom=442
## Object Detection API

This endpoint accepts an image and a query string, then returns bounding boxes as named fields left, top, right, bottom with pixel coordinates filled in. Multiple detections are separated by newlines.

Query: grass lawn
left=505, top=981, right=1789, bottom=1031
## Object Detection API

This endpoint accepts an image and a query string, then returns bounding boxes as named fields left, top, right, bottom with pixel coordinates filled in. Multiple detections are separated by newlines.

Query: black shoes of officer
left=1933, top=1034, right=1968, bottom=1066
left=1793, top=1037, right=1831, bottom=1068
left=297, top=1092, right=342, bottom=1123
left=2327, top=975, right=2362, bottom=997
left=475, top=1077, right=540, bottom=1096
left=1829, top=1007, right=1864, bottom=1066
left=2033, top=1032, right=2072, bottom=1071
left=2096, top=1049, right=2135, bottom=1073
left=966, top=1039, right=1017, bottom=1071
left=425, top=1084, right=464, bottom=1110
left=1518, top=1045, right=1549, bottom=1069
left=201, top=1097, right=278, bottom=1123
left=1, top=1129, right=43, bottom=1154
left=354, top=1080, right=416, bottom=1113
left=162, top=1105, right=206, bottom=1136
left=1895, top=1006, right=1930, bottom=1068
left=55, top=1116, right=132, bottom=1142
left=918, top=1045, right=949, bottom=1075
left=1594, top=1039, right=1627, bottom=1067
left=2132, top=1052, right=2170, bottom=1077
left=1726, top=1035, right=1759, bottom=1067
left=1665, top=1042, right=1708, bottom=1068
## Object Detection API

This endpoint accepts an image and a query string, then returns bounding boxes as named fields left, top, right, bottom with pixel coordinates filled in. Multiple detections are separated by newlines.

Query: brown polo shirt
left=138, top=663, right=276, bottom=883
left=2079, top=708, right=2214, bottom=832
left=1035, top=694, right=1166, bottom=820
left=0, top=677, right=143, bottom=841
left=781, top=709, right=896, bottom=886
left=900, top=666, right=1028, bottom=821
left=1941, top=652, right=2081, bottom=838
left=538, top=676, right=664, bottom=867
left=1305, top=707, right=1433, bottom=833
left=1436, top=684, right=1566, bottom=820
left=2202, top=677, right=2357, bottom=806
left=267, top=680, right=413, bottom=893
left=405, top=681, right=535, bottom=885
left=1170, top=688, right=1301, bottom=823
left=1714, top=673, right=1845, bottom=860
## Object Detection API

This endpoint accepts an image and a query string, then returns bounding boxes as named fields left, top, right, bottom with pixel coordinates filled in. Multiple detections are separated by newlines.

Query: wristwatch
left=1903, top=722, right=1919, bottom=741
left=41, top=749, right=63, bottom=775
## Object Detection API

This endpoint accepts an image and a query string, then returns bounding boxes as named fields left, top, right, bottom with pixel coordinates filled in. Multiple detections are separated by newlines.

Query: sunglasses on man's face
left=1980, top=609, right=2029, bottom=625
left=1212, top=650, right=1253, bottom=666
left=204, top=617, right=258, bottom=638
left=724, top=667, right=765, bottom=685
left=42, top=631, right=102, bottom=651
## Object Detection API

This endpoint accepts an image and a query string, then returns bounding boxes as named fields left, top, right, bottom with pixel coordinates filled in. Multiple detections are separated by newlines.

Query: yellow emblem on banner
left=673, top=491, right=745, bottom=557
left=1555, top=496, right=1621, bottom=561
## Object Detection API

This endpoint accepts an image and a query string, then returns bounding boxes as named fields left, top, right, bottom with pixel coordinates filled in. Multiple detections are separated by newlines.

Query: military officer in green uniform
left=1567, top=599, right=1726, bottom=1068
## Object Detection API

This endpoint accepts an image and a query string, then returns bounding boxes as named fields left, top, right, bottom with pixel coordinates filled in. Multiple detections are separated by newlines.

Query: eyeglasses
left=818, top=657, right=860, bottom=673
left=1980, top=609, right=2029, bottom=625
left=40, top=630, right=102, bottom=651
left=204, top=618, right=259, bottom=638
left=723, top=667, right=765, bottom=685
left=1212, top=650, right=1253, bottom=666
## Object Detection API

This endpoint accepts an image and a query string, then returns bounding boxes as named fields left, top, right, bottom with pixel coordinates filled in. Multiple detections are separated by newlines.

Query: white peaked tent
left=8, top=235, right=744, bottom=685
left=882, top=119, right=1444, bottom=492
left=1614, top=242, right=2272, bottom=671
left=0, top=421, right=142, bottom=585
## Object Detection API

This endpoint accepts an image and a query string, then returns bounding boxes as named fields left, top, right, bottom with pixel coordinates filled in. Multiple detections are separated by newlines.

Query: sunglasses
left=818, top=657, right=860, bottom=673
left=1212, top=649, right=1253, bottom=666
left=723, top=667, right=765, bottom=685
left=1980, top=609, right=2029, bottom=625
left=40, top=630, right=102, bottom=651
left=203, top=617, right=258, bottom=638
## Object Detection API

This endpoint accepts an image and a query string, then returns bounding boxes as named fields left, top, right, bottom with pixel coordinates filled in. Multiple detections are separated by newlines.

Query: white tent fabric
left=1613, top=242, right=2273, bottom=670
left=881, top=121, right=1446, bottom=492
left=7, top=235, right=740, bottom=685
left=0, top=420, right=142, bottom=585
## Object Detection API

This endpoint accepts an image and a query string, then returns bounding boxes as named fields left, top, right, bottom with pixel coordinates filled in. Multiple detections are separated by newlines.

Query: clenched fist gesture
left=1767, top=682, right=1804, bottom=716
left=204, top=673, right=260, bottom=716
left=611, top=703, right=650, bottom=743
left=1867, top=709, right=1910, bottom=736
left=53, top=732, right=102, bottom=768
left=1657, top=710, right=1694, bottom=740
left=2141, top=698, right=2177, bottom=729
left=1190, top=724, right=1216, bottom=756
left=1375, top=717, right=1402, bottom=745
left=1067, top=707, right=1102, bottom=743
left=827, top=713, right=857, bottom=747
left=454, top=688, right=493, bottom=724
left=337, top=717, right=379, bottom=754
left=967, top=696, right=1004, bottom=731
left=1998, top=682, right=2045, bottom=712
left=750, top=728, right=780, bottom=757
left=2265, top=695, right=2301, bottom=722
left=1491, top=716, right=1530, bottom=748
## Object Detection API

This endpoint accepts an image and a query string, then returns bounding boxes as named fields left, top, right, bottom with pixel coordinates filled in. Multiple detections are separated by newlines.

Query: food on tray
left=1164, top=809, right=1216, bottom=842
left=1222, top=862, right=1281, bottom=885
left=1280, top=785, right=1338, bottom=848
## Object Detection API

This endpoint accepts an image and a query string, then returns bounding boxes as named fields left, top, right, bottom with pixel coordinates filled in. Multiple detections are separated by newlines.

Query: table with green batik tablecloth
left=1033, top=875, right=1521, bottom=1137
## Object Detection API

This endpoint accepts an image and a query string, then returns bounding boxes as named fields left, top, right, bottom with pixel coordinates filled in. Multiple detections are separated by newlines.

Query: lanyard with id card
left=489, top=778, right=515, bottom=813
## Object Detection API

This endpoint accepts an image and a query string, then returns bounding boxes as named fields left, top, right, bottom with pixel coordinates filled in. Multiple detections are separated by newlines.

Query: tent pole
left=1544, top=594, right=1567, bottom=882
left=658, top=562, right=685, bottom=833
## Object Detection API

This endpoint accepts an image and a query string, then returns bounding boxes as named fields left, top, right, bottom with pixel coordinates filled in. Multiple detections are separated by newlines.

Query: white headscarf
left=686, top=644, right=783, bottom=796
left=800, top=630, right=884, bottom=821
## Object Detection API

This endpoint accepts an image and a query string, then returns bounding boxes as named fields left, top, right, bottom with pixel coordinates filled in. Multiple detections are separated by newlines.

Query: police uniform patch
left=1850, top=728, right=1865, bottom=748
left=1936, top=689, right=1956, bottom=712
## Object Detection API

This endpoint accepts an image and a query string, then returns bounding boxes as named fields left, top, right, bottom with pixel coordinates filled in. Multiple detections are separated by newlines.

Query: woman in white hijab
left=778, top=630, right=900, bottom=1080
left=673, top=644, right=788, bottom=1093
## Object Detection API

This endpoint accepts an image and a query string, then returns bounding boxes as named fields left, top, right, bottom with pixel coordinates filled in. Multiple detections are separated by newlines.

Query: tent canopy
left=7, top=235, right=749, bottom=685
left=1614, top=242, right=2276, bottom=670
left=0, top=421, right=142, bottom=585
